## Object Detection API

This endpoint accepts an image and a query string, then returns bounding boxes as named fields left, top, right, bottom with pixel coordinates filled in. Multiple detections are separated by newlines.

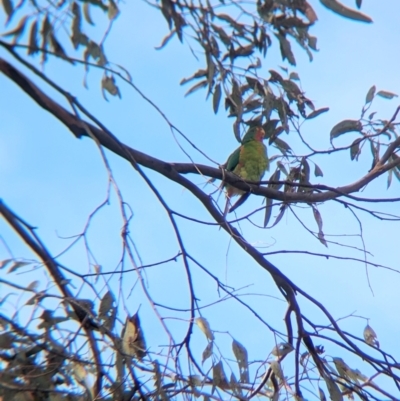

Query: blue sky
left=1, top=0, right=400, bottom=396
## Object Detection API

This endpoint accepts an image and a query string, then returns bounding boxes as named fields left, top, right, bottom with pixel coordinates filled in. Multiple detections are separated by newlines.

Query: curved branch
left=1, top=56, right=400, bottom=206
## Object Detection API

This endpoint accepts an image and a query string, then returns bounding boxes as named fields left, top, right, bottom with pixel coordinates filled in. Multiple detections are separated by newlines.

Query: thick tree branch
left=1, top=57, right=400, bottom=206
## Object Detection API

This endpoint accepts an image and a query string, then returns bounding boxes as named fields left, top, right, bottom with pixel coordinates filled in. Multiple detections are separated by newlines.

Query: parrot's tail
left=229, top=192, right=250, bottom=214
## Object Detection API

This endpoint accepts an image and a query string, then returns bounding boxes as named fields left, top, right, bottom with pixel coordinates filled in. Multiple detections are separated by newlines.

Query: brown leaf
left=320, top=0, right=372, bottom=23
left=365, top=85, right=375, bottom=104
left=121, top=313, right=147, bottom=360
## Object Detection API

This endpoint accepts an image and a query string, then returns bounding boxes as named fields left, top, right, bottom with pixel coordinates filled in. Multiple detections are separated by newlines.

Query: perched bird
left=224, top=126, right=269, bottom=215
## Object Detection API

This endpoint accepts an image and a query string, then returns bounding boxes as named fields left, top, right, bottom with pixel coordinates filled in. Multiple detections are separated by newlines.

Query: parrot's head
left=242, top=126, right=265, bottom=143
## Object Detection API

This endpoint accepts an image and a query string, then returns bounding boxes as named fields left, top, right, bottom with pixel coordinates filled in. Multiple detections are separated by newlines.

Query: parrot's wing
left=226, top=146, right=241, bottom=172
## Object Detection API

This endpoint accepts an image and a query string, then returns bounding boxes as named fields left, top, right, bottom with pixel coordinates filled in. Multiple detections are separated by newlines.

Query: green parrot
left=224, top=126, right=269, bottom=215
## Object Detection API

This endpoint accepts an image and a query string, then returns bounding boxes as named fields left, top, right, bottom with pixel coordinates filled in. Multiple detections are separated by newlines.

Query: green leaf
left=323, top=374, right=343, bottom=401
left=271, top=342, right=294, bottom=357
left=313, top=206, right=327, bottom=247
left=98, top=291, right=114, bottom=319
left=376, top=90, right=398, bottom=100
left=212, top=361, right=229, bottom=389
left=308, top=35, right=318, bottom=50
left=232, top=339, right=249, bottom=382
left=365, top=85, right=375, bottom=104
left=289, top=72, right=300, bottom=81
left=330, top=119, right=362, bottom=139
left=387, top=169, right=393, bottom=189
left=350, top=138, right=361, bottom=160
left=195, top=317, right=214, bottom=340
left=307, top=107, right=329, bottom=119
left=363, top=324, right=379, bottom=347
left=272, top=137, right=292, bottom=154
left=314, top=163, right=324, bottom=177
left=264, top=197, right=273, bottom=228
left=101, top=74, right=120, bottom=99
left=213, top=83, right=221, bottom=114
left=108, top=0, right=119, bottom=20
left=320, top=0, right=372, bottom=23
left=202, top=342, right=213, bottom=364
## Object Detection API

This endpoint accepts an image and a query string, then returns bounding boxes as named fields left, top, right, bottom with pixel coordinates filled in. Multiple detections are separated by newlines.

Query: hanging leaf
left=83, top=2, right=94, bottom=25
left=264, top=197, right=273, bottom=228
left=308, top=35, right=318, bottom=50
left=289, top=72, right=300, bottom=81
left=230, top=372, right=243, bottom=397
left=330, top=119, right=362, bottom=139
left=319, top=0, right=372, bottom=23
left=271, top=342, right=294, bottom=358
left=333, top=358, right=352, bottom=382
left=108, top=0, right=119, bottom=19
left=319, top=387, right=327, bottom=401
left=387, top=169, right=393, bottom=189
left=195, top=317, right=214, bottom=340
left=101, top=74, right=120, bottom=99
left=323, top=374, right=343, bottom=401
left=155, top=30, right=176, bottom=50
left=307, top=107, right=329, bottom=119
left=27, top=280, right=40, bottom=291
left=365, top=85, right=375, bottom=104
left=184, top=80, right=208, bottom=97
left=272, top=138, right=292, bottom=155
left=180, top=69, right=207, bottom=86
left=202, top=342, right=213, bottom=364
left=355, top=0, right=362, bottom=8
left=121, top=313, right=147, bottom=360
left=2, top=15, right=30, bottom=40
left=1, top=0, right=13, bottom=20
left=0, top=259, right=13, bottom=269
left=98, top=291, right=114, bottom=319
left=49, top=32, right=68, bottom=59
left=232, top=339, right=249, bottom=382
left=7, top=260, right=31, bottom=273
left=212, top=361, right=229, bottom=389
left=73, top=363, right=88, bottom=384
left=312, top=205, right=327, bottom=247
left=188, top=375, right=202, bottom=387
left=275, top=34, right=296, bottom=66
left=376, top=90, right=398, bottom=100
left=350, top=138, right=362, bottom=160
left=213, top=83, right=222, bottom=114
left=314, top=163, right=323, bottom=177
left=27, top=20, right=38, bottom=55
left=270, top=361, right=284, bottom=381
left=363, top=324, right=379, bottom=347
